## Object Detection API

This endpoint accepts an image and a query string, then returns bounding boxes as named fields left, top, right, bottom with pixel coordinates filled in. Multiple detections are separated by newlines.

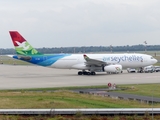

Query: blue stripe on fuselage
left=12, top=54, right=71, bottom=66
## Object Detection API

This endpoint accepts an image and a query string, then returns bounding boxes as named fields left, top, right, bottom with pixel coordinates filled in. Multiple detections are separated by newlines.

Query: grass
left=0, top=84, right=160, bottom=119
left=0, top=86, right=158, bottom=119
left=116, top=84, right=160, bottom=97
left=0, top=90, right=158, bottom=109
left=3, top=83, right=160, bottom=98
left=3, top=85, right=109, bottom=92
left=1, top=83, right=160, bottom=109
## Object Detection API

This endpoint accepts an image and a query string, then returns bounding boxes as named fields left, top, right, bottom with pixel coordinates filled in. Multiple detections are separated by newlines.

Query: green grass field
left=116, top=84, right=160, bottom=97
left=0, top=90, right=154, bottom=109
left=0, top=84, right=159, bottom=119
left=0, top=84, right=160, bottom=109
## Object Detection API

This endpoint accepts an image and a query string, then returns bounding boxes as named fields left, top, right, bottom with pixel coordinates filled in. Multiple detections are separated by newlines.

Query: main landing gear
left=78, top=71, right=96, bottom=75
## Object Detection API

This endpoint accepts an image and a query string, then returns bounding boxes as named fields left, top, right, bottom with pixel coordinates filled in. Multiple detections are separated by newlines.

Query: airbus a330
left=8, top=31, right=157, bottom=75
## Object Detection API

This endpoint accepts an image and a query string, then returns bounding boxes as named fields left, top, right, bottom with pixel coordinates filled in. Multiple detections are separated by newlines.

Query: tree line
left=0, top=44, right=160, bottom=55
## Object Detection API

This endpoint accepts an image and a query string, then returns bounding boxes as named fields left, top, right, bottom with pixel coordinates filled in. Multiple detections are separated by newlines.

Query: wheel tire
left=91, top=72, right=96, bottom=75
left=83, top=71, right=87, bottom=75
left=78, top=71, right=82, bottom=75
left=87, top=72, right=91, bottom=75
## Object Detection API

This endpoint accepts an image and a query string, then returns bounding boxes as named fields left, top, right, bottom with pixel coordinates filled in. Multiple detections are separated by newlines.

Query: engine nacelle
left=103, top=64, right=122, bottom=73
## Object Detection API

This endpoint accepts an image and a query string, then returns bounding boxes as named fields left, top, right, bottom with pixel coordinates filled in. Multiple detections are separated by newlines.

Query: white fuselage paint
left=50, top=53, right=157, bottom=70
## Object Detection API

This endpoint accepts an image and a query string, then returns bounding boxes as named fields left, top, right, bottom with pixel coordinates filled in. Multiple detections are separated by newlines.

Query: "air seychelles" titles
left=103, top=55, right=143, bottom=63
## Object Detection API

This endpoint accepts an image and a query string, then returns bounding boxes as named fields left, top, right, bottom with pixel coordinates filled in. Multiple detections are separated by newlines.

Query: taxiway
left=0, top=65, right=160, bottom=89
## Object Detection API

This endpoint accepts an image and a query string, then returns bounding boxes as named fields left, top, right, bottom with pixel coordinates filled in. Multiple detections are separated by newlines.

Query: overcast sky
left=1, top=0, right=160, bottom=48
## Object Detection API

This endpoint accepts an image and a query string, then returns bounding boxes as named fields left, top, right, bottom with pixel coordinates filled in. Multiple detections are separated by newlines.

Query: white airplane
left=8, top=31, right=157, bottom=75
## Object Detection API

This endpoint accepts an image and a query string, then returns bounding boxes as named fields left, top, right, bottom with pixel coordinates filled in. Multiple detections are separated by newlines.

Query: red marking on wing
left=9, top=31, right=26, bottom=46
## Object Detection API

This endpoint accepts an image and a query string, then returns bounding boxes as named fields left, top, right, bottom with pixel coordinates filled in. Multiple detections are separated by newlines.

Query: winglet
left=9, top=31, right=42, bottom=55
left=83, top=54, right=90, bottom=61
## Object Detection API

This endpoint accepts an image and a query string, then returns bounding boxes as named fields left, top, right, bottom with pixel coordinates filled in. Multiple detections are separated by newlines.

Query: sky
left=0, top=0, right=160, bottom=48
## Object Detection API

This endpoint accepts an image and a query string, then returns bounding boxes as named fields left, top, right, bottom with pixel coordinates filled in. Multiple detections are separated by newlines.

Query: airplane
left=8, top=31, right=157, bottom=75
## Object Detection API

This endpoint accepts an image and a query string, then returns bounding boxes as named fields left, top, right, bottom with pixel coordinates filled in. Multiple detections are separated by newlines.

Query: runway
left=0, top=65, right=160, bottom=90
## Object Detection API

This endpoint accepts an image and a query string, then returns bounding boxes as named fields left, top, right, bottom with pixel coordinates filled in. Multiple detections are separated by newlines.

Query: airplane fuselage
left=12, top=53, right=157, bottom=71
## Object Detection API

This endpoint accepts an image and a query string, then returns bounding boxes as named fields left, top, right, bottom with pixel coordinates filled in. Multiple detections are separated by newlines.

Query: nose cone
left=153, top=59, right=158, bottom=64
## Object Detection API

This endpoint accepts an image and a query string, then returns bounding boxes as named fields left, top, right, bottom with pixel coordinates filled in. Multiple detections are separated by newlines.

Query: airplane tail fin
left=9, top=31, right=42, bottom=56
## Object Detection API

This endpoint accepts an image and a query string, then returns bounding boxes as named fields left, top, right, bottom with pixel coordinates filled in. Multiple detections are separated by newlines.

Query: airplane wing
left=83, top=54, right=107, bottom=66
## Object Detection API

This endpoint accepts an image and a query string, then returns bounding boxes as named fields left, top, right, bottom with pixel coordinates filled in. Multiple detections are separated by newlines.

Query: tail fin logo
left=14, top=40, right=40, bottom=55
left=15, top=41, right=30, bottom=51
left=9, top=31, right=42, bottom=55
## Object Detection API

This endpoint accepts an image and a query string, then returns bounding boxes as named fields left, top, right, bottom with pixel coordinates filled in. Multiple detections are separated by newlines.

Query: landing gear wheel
left=83, top=71, right=87, bottom=75
left=91, top=72, right=96, bottom=75
left=87, top=72, right=91, bottom=75
left=78, top=71, right=83, bottom=75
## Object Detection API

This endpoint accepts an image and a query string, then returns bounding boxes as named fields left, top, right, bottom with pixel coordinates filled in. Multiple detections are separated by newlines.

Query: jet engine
left=103, top=64, right=122, bottom=73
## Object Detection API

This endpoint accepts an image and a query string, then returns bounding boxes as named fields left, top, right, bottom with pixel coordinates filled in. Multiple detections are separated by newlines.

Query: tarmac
left=0, top=65, right=160, bottom=90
